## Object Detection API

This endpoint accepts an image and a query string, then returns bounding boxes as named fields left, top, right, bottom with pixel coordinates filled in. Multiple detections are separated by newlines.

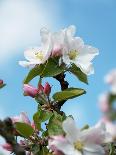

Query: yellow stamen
left=35, top=51, right=43, bottom=61
left=74, top=141, right=84, bottom=151
left=68, top=50, right=77, bottom=60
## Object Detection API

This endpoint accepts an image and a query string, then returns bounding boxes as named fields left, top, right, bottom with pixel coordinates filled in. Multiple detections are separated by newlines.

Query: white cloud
left=0, top=0, right=60, bottom=64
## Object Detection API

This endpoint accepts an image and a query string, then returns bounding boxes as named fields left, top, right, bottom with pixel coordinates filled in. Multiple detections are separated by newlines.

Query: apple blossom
left=49, top=117, right=112, bottom=155
left=62, top=25, right=99, bottom=75
left=104, top=69, right=116, bottom=94
left=19, top=28, right=52, bottom=68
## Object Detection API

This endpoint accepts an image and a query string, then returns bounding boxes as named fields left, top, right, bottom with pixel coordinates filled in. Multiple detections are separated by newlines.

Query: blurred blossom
left=98, top=93, right=109, bottom=113
left=1, top=143, right=13, bottom=152
left=104, top=69, right=116, bottom=94
left=96, top=118, right=116, bottom=140
left=11, top=112, right=31, bottom=124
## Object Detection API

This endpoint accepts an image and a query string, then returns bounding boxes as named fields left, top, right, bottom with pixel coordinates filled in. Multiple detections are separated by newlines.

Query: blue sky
left=0, top=0, right=116, bottom=128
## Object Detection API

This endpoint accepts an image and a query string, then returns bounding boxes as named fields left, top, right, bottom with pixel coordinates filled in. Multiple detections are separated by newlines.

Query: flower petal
left=24, top=49, right=37, bottom=61
left=83, top=143, right=105, bottom=154
left=76, top=61, right=94, bottom=75
left=19, top=61, right=35, bottom=68
left=62, top=117, right=80, bottom=143
left=49, top=137, right=81, bottom=155
left=78, top=45, right=99, bottom=62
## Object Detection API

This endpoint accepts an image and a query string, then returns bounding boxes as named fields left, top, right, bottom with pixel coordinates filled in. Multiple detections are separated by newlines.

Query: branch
left=54, top=73, right=69, bottom=109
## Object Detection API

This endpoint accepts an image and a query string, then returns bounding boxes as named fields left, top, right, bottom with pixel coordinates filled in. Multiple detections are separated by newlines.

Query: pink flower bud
left=1, top=143, right=13, bottom=152
left=38, top=84, right=44, bottom=93
left=0, top=79, right=3, bottom=85
left=23, top=84, right=38, bottom=98
left=44, top=82, right=51, bottom=96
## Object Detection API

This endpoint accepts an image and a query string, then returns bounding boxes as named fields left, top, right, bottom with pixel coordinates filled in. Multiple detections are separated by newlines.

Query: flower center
left=35, top=51, right=44, bottom=61
left=68, top=50, right=77, bottom=60
left=74, top=141, right=84, bottom=151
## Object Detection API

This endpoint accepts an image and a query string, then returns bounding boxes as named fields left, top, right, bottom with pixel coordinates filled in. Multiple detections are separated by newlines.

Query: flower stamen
left=74, top=141, right=84, bottom=151
left=68, top=50, right=78, bottom=60
left=35, top=51, right=44, bottom=60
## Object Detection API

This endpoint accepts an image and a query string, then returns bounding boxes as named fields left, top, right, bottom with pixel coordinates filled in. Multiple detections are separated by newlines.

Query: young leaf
left=53, top=88, right=86, bottom=101
left=15, top=122, right=34, bottom=138
left=33, top=109, right=52, bottom=130
left=69, top=63, right=88, bottom=84
left=48, top=112, right=65, bottom=136
left=41, top=58, right=65, bottom=77
left=24, top=58, right=65, bottom=84
left=24, top=64, right=44, bottom=84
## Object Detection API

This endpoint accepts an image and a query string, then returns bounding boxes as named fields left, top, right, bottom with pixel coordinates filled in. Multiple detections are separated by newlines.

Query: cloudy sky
left=0, top=1, right=116, bottom=152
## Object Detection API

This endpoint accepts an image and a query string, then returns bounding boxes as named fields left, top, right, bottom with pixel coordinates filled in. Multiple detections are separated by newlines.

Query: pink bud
left=44, top=82, right=51, bottom=96
left=38, top=84, right=44, bottom=93
left=1, top=143, right=13, bottom=152
left=23, top=84, right=38, bottom=98
left=0, top=79, right=3, bottom=85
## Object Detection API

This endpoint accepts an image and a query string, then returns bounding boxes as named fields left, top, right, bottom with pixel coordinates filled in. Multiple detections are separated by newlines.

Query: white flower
left=50, top=117, right=112, bottom=155
left=19, top=28, right=52, bottom=67
left=104, top=69, right=116, bottom=94
left=96, top=119, right=116, bottom=140
left=62, top=25, right=99, bottom=75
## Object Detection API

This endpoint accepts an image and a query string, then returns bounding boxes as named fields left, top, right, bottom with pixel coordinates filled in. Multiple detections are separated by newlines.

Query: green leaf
left=41, top=58, right=65, bottom=77
left=0, top=84, right=6, bottom=89
left=33, top=109, right=52, bottom=130
left=24, top=64, right=44, bottom=84
left=48, top=112, right=65, bottom=136
left=69, top=63, right=88, bottom=84
left=53, top=88, right=86, bottom=101
left=24, top=58, right=65, bottom=84
left=15, top=122, right=34, bottom=138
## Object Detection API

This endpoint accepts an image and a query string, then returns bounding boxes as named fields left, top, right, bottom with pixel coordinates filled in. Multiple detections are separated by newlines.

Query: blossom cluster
left=0, top=26, right=115, bottom=155
left=19, top=25, right=99, bottom=75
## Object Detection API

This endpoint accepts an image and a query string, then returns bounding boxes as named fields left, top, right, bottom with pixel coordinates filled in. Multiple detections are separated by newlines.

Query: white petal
left=62, top=117, right=80, bottom=143
left=19, top=61, right=35, bottom=68
left=76, top=61, right=94, bottom=75
left=24, top=49, right=37, bottom=61
left=40, top=27, right=50, bottom=44
left=66, top=25, right=76, bottom=37
left=84, top=143, right=105, bottom=154
left=78, top=45, right=99, bottom=62
left=50, top=138, right=81, bottom=155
